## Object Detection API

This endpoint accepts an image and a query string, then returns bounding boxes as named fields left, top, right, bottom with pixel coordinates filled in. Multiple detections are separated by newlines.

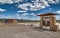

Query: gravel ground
left=0, top=24, right=60, bottom=38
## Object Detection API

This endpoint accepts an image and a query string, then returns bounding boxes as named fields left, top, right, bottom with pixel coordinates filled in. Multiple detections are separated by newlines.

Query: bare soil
left=0, top=24, right=60, bottom=38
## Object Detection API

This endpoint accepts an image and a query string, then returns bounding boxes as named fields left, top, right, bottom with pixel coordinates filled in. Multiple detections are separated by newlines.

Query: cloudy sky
left=0, top=0, right=60, bottom=20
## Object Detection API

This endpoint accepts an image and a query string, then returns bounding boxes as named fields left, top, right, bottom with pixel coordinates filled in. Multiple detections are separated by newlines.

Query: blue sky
left=0, top=0, right=60, bottom=20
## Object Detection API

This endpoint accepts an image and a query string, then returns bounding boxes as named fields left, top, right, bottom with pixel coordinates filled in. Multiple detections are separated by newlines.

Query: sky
left=0, top=0, right=60, bottom=20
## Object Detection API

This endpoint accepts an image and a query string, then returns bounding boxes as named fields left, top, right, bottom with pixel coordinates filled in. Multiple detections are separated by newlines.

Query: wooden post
left=50, top=15, right=58, bottom=32
left=54, top=17, right=56, bottom=25
left=40, top=16, right=43, bottom=28
left=50, top=15, right=54, bottom=31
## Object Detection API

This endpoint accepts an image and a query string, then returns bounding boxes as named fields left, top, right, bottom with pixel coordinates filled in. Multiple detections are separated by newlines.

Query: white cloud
left=18, top=0, right=50, bottom=11
left=19, top=13, right=36, bottom=19
left=0, top=0, right=13, bottom=4
left=0, top=15, right=13, bottom=19
left=6, top=15, right=13, bottom=18
left=56, top=16, right=60, bottom=20
left=18, top=10, right=27, bottom=12
left=31, top=13, right=36, bottom=16
left=20, top=16, right=28, bottom=19
left=31, top=13, right=34, bottom=15
left=30, top=3, right=46, bottom=11
left=47, top=0, right=59, bottom=4
left=56, top=10, right=60, bottom=14
left=0, top=0, right=59, bottom=4
left=49, top=8, right=52, bottom=10
left=17, top=0, right=59, bottom=11
left=13, top=0, right=23, bottom=3
left=21, top=13, right=29, bottom=16
left=15, top=13, right=38, bottom=19
left=18, top=3, right=47, bottom=11
left=53, top=10, right=60, bottom=20
left=0, top=0, right=23, bottom=4
left=18, top=3, right=31, bottom=10
left=54, top=10, right=60, bottom=14
left=14, top=13, right=29, bottom=19
left=20, top=13, right=36, bottom=17
left=0, top=8, right=6, bottom=12
left=15, top=14, right=20, bottom=16
left=19, top=13, right=29, bottom=19
left=20, top=13, right=36, bottom=19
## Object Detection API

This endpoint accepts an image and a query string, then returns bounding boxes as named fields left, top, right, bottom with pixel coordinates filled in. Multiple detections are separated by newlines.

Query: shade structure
left=37, top=13, right=59, bottom=16
left=37, top=13, right=59, bottom=32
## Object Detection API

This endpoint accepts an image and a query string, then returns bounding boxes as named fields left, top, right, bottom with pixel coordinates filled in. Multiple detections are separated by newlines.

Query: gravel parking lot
left=0, top=24, right=60, bottom=38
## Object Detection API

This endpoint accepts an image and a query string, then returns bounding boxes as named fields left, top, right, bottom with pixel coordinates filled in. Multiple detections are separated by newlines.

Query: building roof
left=37, top=13, right=59, bottom=16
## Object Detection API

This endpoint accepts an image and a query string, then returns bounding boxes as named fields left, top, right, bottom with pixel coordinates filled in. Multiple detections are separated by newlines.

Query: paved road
left=0, top=25, right=60, bottom=38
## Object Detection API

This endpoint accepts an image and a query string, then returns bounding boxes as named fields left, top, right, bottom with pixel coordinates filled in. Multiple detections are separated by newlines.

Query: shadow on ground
left=31, top=27, right=60, bottom=32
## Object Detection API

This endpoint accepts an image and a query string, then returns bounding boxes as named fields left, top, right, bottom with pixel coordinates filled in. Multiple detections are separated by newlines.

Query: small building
left=4, top=19, right=13, bottom=23
left=0, top=19, right=17, bottom=24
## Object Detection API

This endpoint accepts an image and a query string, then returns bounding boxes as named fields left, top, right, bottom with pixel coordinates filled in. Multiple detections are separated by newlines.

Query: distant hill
left=0, top=19, right=60, bottom=23
left=17, top=19, right=60, bottom=22
left=17, top=19, right=60, bottom=23
left=17, top=19, right=40, bottom=22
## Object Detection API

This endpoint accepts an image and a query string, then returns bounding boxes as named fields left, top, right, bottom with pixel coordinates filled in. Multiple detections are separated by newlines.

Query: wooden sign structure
left=37, top=13, right=59, bottom=32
